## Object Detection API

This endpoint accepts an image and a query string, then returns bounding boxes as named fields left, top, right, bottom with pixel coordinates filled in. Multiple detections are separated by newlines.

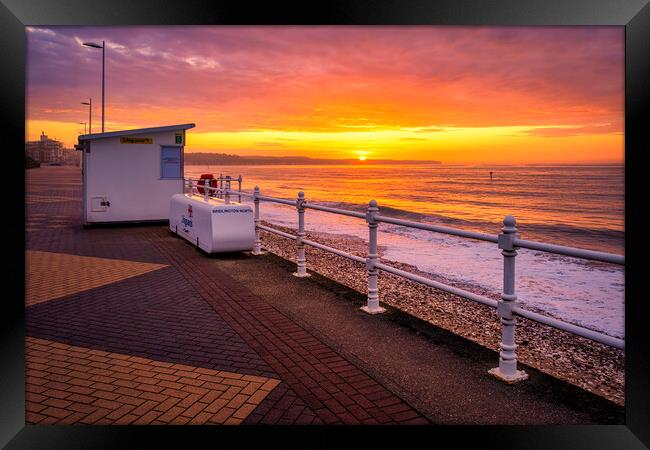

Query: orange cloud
left=26, top=26, right=623, bottom=163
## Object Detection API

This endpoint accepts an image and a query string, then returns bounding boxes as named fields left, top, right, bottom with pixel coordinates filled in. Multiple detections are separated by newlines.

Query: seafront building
left=25, top=131, right=67, bottom=163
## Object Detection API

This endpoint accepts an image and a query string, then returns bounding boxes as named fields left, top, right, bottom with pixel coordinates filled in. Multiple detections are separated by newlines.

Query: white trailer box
left=169, top=193, right=255, bottom=253
left=77, top=123, right=195, bottom=225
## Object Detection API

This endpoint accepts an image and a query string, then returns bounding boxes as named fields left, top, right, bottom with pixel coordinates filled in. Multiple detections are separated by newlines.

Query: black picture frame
left=3, top=0, right=649, bottom=448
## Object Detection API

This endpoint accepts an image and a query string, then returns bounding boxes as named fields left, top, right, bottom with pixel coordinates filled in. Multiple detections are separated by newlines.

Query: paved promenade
left=25, top=166, right=623, bottom=425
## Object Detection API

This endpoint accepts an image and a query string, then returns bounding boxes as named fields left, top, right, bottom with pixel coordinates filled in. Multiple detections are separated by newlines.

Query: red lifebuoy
left=197, top=173, right=215, bottom=195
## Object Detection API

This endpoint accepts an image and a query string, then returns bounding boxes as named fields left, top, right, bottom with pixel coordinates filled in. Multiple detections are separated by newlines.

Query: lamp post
left=78, top=122, right=87, bottom=134
left=82, top=41, right=105, bottom=132
left=81, top=98, right=92, bottom=134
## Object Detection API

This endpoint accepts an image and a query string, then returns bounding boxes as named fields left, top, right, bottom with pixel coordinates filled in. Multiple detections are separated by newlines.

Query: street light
left=78, top=122, right=87, bottom=134
left=81, top=98, right=92, bottom=134
left=82, top=41, right=105, bottom=132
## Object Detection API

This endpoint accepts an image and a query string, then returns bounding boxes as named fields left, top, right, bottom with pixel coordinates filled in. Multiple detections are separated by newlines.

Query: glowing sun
left=358, top=155, right=367, bottom=161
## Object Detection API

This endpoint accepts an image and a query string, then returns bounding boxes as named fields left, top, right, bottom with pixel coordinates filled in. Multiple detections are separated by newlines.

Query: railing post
left=225, top=176, right=231, bottom=204
left=362, top=199, right=385, bottom=314
left=187, top=178, right=193, bottom=195
left=252, top=186, right=264, bottom=255
left=238, top=175, right=242, bottom=203
left=293, top=191, right=310, bottom=277
left=489, top=215, right=528, bottom=383
left=219, top=173, right=224, bottom=199
left=203, top=179, right=209, bottom=202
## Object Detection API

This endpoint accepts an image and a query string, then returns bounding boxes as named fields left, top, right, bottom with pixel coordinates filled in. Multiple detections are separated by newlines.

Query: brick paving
left=26, top=337, right=279, bottom=425
left=25, top=167, right=428, bottom=425
left=146, top=228, right=427, bottom=425
left=26, top=263, right=277, bottom=378
left=26, top=250, right=167, bottom=306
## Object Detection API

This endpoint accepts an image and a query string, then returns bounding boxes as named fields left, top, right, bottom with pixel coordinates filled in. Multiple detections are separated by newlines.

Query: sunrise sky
left=26, top=26, right=624, bottom=164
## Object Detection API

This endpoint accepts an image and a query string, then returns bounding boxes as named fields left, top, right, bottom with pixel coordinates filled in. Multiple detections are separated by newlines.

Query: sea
left=186, top=164, right=625, bottom=338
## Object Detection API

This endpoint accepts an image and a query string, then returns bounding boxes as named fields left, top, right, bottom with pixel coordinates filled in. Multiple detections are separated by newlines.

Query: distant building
left=25, top=131, right=65, bottom=163
left=62, top=147, right=81, bottom=166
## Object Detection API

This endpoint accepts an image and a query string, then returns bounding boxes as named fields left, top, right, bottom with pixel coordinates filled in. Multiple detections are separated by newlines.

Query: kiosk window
left=161, top=146, right=182, bottom=179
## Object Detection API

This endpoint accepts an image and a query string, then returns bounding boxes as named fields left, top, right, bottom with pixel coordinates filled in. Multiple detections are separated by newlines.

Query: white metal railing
left=187, top=174, right=244, bottom=203
left=182, top=178, right=625, bottom=383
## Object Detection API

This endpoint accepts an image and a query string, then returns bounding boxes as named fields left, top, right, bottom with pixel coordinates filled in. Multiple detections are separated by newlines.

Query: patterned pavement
left=25, top=166, right=428, bottom=425
left=26, top=251, right=168, bottom=306
left=26, top=337, right=279, bottom=425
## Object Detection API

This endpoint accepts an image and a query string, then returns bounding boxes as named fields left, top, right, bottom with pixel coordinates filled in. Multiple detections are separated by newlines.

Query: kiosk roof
left=79, top=123, right=195, bottom=141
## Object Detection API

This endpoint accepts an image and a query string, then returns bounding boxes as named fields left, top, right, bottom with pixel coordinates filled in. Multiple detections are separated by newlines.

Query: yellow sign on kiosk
left=120, top=137, right=153, bottom=144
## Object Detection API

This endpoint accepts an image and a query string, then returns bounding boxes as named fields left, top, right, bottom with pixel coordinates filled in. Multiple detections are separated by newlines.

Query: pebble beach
left=259, top=222, right=625, bottom=406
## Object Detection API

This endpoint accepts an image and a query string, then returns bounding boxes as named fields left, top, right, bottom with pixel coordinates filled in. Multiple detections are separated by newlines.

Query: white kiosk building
left=77, top=123, right=195, bottom=225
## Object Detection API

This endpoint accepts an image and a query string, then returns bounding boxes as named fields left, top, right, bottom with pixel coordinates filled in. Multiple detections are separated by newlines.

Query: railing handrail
left=183, top=178, right=625, bottom=357
left=512, top=238, right=624, bottom=265
left=201, top=183, right=624, bottom=266
left=511, top=305, right=624, bottom=349
left=305, top=203, right=367, bottom=219
left=254, top=222, right=625, bottom=349
left=374, top=261, right=499, bottom=308
left=375, top=214, right=499, bottom=244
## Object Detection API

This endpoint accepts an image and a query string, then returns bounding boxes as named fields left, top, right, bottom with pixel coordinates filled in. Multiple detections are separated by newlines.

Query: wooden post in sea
left=489, top=215, right=528, bottom=383
left=362, top=199, right=386, bottom=314
left=293, top=191, right=310, bottom=277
